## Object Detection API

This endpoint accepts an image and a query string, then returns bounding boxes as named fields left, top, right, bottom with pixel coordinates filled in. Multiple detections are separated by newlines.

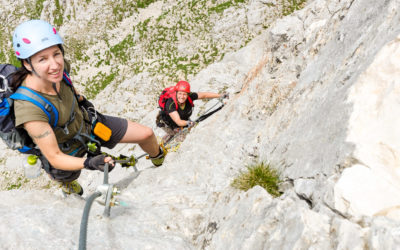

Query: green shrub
left=84, top=70, right=118, bottom=99
left=6, top=176, right=28, bottom=191
left=282, top=0, right=307, bottom=16
left=53, top=0, right=64, bottom=26
left=231, top=162, right=281, bottom=197
left=137, top=0, right=158, bottom=9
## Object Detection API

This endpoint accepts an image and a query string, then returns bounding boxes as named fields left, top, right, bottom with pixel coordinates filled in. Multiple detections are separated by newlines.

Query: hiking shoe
left=60, top=180, right=84, bottom=196
left=149, top=146, right=167, bottom=167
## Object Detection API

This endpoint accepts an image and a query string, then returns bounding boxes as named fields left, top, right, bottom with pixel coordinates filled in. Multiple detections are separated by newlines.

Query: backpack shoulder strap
left=171, top=95, right=178, bottom=110
left=188, top=96, right=194, bottom=107
left=63, top=71, right=73, bottom=87
left=10, top=86, right=59, bottom=127
left=62, top=70, right=82, bottom=104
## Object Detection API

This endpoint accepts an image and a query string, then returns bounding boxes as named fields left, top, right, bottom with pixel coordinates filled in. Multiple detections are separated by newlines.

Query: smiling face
left=176, top=91, right=189, bottom=104
left=24, top=45, right=64, bottom=84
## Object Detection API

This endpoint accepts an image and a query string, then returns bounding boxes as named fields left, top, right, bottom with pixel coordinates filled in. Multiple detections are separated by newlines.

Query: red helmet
left=175, top=81, right=190, bottom=93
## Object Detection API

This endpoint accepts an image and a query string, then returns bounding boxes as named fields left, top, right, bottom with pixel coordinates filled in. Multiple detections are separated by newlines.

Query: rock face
left=336, top=36, right=400, bottom=218
left=1, top=0, right=400, bottom=249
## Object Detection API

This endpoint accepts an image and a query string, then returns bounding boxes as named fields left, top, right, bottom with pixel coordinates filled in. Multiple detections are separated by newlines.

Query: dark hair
left=9, top=62, right=31, bottom=91
left=9, top=44, right=68, bottom=91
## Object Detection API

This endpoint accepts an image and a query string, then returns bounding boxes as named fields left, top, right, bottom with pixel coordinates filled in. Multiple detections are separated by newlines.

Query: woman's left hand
left=84, top=155, right=115, bottom=172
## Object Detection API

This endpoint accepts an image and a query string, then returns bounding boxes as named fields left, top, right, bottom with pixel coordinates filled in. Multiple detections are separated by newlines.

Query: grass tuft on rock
left=231, top=162, right=281, bottom=197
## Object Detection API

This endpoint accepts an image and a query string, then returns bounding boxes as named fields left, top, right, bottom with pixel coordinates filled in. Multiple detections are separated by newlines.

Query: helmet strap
left=25, top=58, right=40, bottom=78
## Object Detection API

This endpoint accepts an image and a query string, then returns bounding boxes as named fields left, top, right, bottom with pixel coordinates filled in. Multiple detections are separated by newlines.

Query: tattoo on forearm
left=32, top=130, right=51, bottom=139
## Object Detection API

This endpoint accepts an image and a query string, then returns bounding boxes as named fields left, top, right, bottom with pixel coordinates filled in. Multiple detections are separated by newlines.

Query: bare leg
left=119, top=121, right=160, bottom=157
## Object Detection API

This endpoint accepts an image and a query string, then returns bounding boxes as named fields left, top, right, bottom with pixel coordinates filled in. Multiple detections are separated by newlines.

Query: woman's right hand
left=187, top=120, right=196, bottom=128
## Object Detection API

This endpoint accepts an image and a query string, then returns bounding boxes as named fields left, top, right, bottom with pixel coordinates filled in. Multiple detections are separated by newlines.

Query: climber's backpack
left=0, top=63, right=74, bottom=155
left=158, top=86, right=193, bottom=112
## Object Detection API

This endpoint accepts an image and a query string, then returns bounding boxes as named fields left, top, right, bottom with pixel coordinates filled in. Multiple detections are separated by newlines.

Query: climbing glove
left=221, top=92, right=229, bottom=99
left=187, top=120, right=196, bottom=128
left=149, top=146, right=167, bottom=167
left=84, top=154, right=114, bottom=172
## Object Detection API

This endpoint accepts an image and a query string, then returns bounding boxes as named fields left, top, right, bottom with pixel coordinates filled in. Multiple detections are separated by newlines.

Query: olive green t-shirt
left=14, top=81, right=91, bottom=155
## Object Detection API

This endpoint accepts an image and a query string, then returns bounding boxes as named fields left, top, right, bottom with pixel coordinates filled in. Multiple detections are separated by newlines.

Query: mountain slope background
left=1, top=0, right=400, bottom=249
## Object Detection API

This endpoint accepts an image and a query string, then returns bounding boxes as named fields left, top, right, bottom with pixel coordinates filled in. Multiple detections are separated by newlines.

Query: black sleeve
left=165, top=98, right=177, bottom=114
left=189, top=92, right=198, bottom=101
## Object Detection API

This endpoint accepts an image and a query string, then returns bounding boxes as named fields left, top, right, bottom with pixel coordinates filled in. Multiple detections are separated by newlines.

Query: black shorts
left=46, top=114, right=128, bottom=182
left=97, top=114, right=128, bottom=149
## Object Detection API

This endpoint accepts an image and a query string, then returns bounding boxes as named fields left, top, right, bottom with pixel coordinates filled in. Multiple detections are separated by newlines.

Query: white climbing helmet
left=12, top=19, right=63, bottom=59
